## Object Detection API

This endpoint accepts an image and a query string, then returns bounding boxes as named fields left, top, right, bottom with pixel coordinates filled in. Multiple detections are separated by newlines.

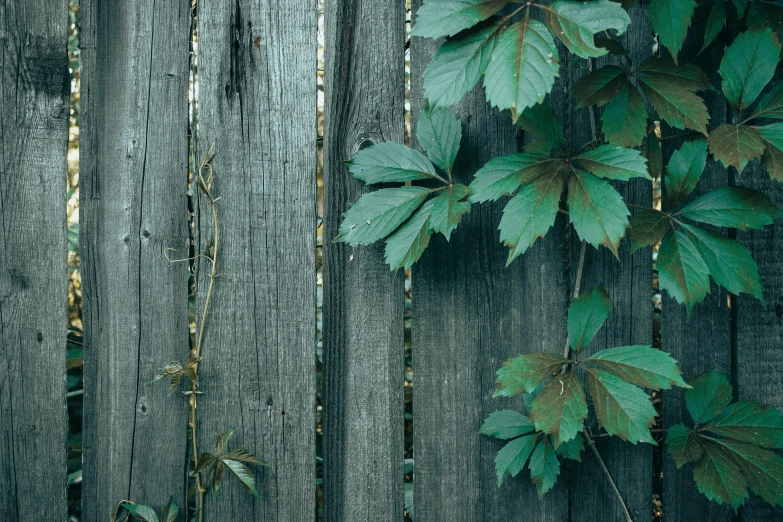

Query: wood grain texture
left=409, top=4, right=568, bottom=521
left=79, top=1, right=192, bottom=519
left=568, top=6, right=655, bottom=520
left=735, top=161, right=783, bottom=521
left=196, top=0, right=316, bottom=520
left=0, top=1, right=69, bottom=520
left=660, top=17, right=734, bottom=522
left=322, top=1, right=406, bottom=520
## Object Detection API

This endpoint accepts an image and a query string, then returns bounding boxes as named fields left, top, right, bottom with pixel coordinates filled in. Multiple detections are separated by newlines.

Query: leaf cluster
left=193, top=428, right=267, bottom=500
left=113, top=498, right=178, bottom=522
left=149, top=357, right=202, bottom=394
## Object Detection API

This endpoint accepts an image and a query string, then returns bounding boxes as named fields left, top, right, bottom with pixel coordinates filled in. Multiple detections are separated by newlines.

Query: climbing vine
left=338, top=0, right=783, bottom=517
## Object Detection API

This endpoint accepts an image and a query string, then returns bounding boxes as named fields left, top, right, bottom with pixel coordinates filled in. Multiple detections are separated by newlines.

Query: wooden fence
left=1, top=0, right=782, bottom=521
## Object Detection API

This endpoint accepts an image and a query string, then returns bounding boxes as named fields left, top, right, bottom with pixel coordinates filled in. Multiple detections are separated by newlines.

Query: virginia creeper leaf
left=678, top=186, right=782, bottom=230
left=666, top=423, right=705, bottom=468
left=469, top=153, right=563, bottom=203
left=161, top=498, right=178, bottom=522
left=211, top=460, right=225, bottom=495
left=222, top=457, right=260, bottom=498
left=594, top=36, right=632, bottom=62
left=336, top=187, right=430, bottom=245
left=576, top=145, right=650, bottom=181
left=195, top=452, right=216, bottom=473
left=567, top=285, right=612, bottom=352
left=707, top=124, right=765, bottom=173
left=346, top=142, right=442, bottom=184
left=384, top=199, right=435, bottom=269
left=693, top=439, right=749, bottom=510
left=586, top=345, right=689, bottom=390
left=757, top=122, right=783, bottom=180
left=585, top=368, right=657, bottom=444
left=484, top=18, right=560, bottom=121
left=423, top=18, right=504, bottom=108
left=602, top=84, right=647, bottom=148
left=747, top=1, right=783, bottom=40
left=644, top=130, right=663, bottom=179
left=567, top=171, right=630, bottom=258
left=657, top=228, right=710, bottom=313
left=648, top=0, right=697, bottom=63
left=528, top=437, right=561, bottom=498
left=499, top=164, right=567, bottom=263
left=629, top=210, right=670, bottom=253
left=554, top=434, right=584, bottom=461
left=495, top=352, right=571, bottom=397
left=637, top=57, right=712, bottom=92
left=702, top=0, right=727, bottom=53
left=574, top=65, right=627, bottom=108
left=411, top=0, right=513, bottom=39
left=705, top=400, right=783, bottom=449
left=714, top=438, right=783, bottom=508
left=686, top=370, right=733, bottom=425
left=734, top=0, right=750, bottom=18
left=638, top=71, right=709, bottom=135
left=543, top=0, right=631, bottom=58
left=719, top=27, right=782, bottom=112
left=494, top=433, right=539, bottom=486
left=753, top=82, right=783, bottom=119
left=416, top=108, right=463, bottom=174
left=516, top=102, right=566, bottom=148
left=429, top=183, right=471, bottom=240
left=223, top=449, right=264, bottom=466
left=480, top=410, right=536, bottom=440
left=665, top=139, right=708, bottom=210
left=215, top=428, right=234, bottom=455
left=122, top=504, right=159, bottom=522
left=530, top=370, right=588, bottom=447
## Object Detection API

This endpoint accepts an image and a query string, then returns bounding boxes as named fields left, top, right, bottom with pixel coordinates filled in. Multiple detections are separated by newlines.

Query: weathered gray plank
left=735, top=163, right=783, bottom=521
left=0, top=1, right=69, bottom=519
left=195, top=1, right=316, bottom=520
left=569, top=5, right=654, bottom=520
left=79, top=1, right=191, bottom=518
left=322, top=0, right=406, bottom=520
left=660, top=18, right=734, bottom=522
left=409, top=4, right=569, bottom=520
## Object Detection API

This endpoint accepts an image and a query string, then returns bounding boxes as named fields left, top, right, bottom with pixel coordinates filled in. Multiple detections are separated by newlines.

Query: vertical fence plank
left=568, top=6, right=654, bottom=520
left=409, top=5, right=569, bottom=521
left=196, top=0, right=316, bottom=519
left=322, top=0, right=406, bottom=520
left=80, top=1, right=191, bottom=518
left=661, top=20, right=734, bottom=522
left=0, top=1, right=69, bottom=519
left=735, top=165, right=783, bottom=521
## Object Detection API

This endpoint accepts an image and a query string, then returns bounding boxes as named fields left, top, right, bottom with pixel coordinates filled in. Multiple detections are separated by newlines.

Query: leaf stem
left=656, top=131, right=701, bottom=143
left=583, top=433, right=634, bottom=522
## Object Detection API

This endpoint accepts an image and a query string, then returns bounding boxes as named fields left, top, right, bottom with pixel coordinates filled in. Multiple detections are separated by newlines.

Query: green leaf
left=586, top=345, right=688, bottom=390
left=629, top=210, right=670, bottom=253
left=554, top=434, right=584, bottom=461
left=494, top=433, right=539, bottom=486
left=734, top=0, right=750, bottom=18
left=701, top=0, right=727, bottom=53
left=411, top=0, right=513, bottom=39
left=543, top=0, right=631, bottom=58
left=753, top=83, right=783, bottom=119
left=678, top=186, right=782, bottom=230
left=638, top=69, right=710, bottom=135
left=384, top=199, right=435, bottom=270
left=637, top=57, right=712, bottom=93
left=576, top=145, right=650, bottom=181
left=161, top=498, right=178, bottom=522
left=648, top=0, right=697, bottom=63
left=423, top=18, right=504, bottom=108
left=665, top=139, right=708, bottom=209
left=528, top=437, right=561, bottom=497
left=666, top=423, right=705, bottom=468
left=211, top=461, right=225, bottom=496
left=195, top=452, right=216, bottom=473
left=644, top=130, right=663, bottom=179
left=346, top=142, right=442, bottom=184
left=336, top=187, right=430, bottom=245
left=530, top=370, right=588, bottom=447
left=574, top=65, right=627, bottom=109
left=224, top=449, right=264, bottom=466
left=516, top=102, right=566, bottom=148
left=712, top=438, right=783, bottom=508
left=215, top=427, right=235, bottom=455
left=480, top=410, right=536, bottom=439
left=469, top=153, right=562, bottom=203
left=707, top=124, right=765, bottom=173
left=149, top=361, right=183, bottom=384
left=705, top=400, right=783, bottom=449
left=494, top=352, right=571, bottom=397
left=416, top=109, right=462, bottom=174
left=222, top=457, right=260, bottom=498
left=585, top=368, right=657, bottom=444
left=719, top=27, right=782, bottom=112
left=757, top=122, right=783, bottom=181
left=657, top=228, right=710, bottom=313
left=686, top=370, right=733, bottom=424
left=567, top=285, right=612, bottom=352
left=123, top=504, right=160, bottom=522
left=594, top=36, right=632, bottom=62
left=429, top=183, right=471, bottom=240
left=484, top=18, right=560, bottom=121
left=602, top=85, right=647, bottom=148
left=747, top=1, right=783, bottom=40
left=567, top=171, right=630, bottom=258
left=692, top=439, right=749, bottom=510
left=498, top=164, right=567, bottom=263
left=682, top=224, right=764, bottom=303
